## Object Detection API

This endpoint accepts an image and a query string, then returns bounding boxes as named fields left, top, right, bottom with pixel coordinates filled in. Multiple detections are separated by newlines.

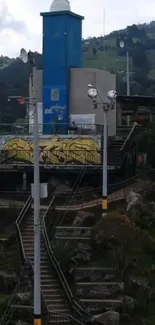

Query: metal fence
left=0, top=149, right=101, bottom=166
left=0, top=123, right=104, bottom=136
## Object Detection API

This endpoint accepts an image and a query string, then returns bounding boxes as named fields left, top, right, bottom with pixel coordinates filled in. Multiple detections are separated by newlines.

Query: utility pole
left=20, top=48, right=41, bottom=325
left=126, top=51, right=130, bottom=96
left=33, top=64, right=41, bottom=325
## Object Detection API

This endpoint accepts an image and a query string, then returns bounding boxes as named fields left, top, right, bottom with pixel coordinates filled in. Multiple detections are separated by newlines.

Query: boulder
left=121, top=295, right=135, bottom=314
left=16, top=292, right=32, bottom=304
left=126, top=191, right=142, bottom=212
left=127, top=276, right=152, bottom=299
left=95, top=311, right=120, bottom=325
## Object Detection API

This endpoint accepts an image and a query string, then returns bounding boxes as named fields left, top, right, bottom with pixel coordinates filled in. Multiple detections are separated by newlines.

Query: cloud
left=1, top=0, right=155, bottom=57
left=0, top=1, right=27, bottom=34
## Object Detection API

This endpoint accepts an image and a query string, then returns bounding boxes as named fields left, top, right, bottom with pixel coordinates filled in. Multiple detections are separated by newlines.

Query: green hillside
left=1, top=21, right=155, bottom=96
left=82, top=21, right=155, bottom=95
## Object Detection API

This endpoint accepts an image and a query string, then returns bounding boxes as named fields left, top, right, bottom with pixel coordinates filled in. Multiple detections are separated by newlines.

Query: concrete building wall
left=69, top=68, right=116, bottom=136
left=29, top=68, right=116, bottom=136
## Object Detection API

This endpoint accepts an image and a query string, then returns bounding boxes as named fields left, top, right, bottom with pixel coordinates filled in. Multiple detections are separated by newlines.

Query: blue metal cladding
left=41, top=11, right=84, bottom=134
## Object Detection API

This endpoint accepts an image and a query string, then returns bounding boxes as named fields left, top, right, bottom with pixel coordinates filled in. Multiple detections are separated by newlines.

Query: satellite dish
left=119, top=40, right=125, bottom=48
left=20, top=48, right=28, bottom=63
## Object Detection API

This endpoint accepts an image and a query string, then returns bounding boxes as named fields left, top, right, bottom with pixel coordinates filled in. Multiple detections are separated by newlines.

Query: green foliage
left=91, top=211, right=155, bottom=274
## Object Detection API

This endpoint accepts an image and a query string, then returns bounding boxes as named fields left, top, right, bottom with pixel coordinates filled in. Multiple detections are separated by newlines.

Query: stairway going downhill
left=20, top=208, right=70, bottom=315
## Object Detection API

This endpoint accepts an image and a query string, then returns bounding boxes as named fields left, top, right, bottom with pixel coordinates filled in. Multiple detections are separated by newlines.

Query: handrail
left=120, top=122, right=143, bottom=153
left=42, top=199, right=93, bottom=322
left=15, top=196, right=31, bottom=261
left=120, top=122, right=137, bottom=152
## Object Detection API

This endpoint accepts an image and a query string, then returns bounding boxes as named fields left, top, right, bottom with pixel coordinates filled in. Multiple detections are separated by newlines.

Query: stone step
left=43, top=292, right=62, bottom=298
left=55, top=236, right=90, bottom=240
left=80, top=298, right=122, bottom=313
left=74, top=267, right=117, bottom=282
left=49, top=319, right=70, bottom=325
left=48, top=306, right=69, bottom=313
left=55, top=226, right=91, bottom=237
left=42, top=286, right=61, bottom=293
left=76, top=282, right=124, bottom=299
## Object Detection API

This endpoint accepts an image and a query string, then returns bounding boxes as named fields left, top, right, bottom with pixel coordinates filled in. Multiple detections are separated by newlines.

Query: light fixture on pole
left=118, top=39, right=130, bottom=96
left=20, top=48, right=41, bottom=325
left=88, top=85, right=116, bottom=218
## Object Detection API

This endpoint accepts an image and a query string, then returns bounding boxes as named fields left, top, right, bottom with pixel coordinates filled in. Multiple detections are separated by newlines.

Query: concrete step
left=48, top=306, right=69, bottom=313
left=76, top=282, right=124, bottom=299
left=49, top=319, right=70, bottom=325
left=43, top=292, right=62, bottom=298
left=74, top=267, right=117, bottom=282
left=55, top=236, right=90, bottom=240
left=55, top=226, right=91, bottom=237
left=42, top=286, right=61, bottom=293
left=80, top=298, right=122, bottom=313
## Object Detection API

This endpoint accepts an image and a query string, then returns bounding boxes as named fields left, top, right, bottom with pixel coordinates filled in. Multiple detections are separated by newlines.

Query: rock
left=95, top=311, right=120, bottom=325
left=73, top=211, right=94, bottom=226
left=126, top=191, right=142, bottom=212
left=75, top=242, right=92, bottom=262
left=121, top=295, right=135, bottom=314
left=0, top=271, right=17, bottom=294
left=16, top=292, right=32, bottom=304
left=127, top=276, right=152, bottom=299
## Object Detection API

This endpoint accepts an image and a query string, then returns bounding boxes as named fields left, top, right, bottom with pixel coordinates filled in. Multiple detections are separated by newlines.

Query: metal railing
left=0, top=123, right=104, bottom=136
left=120, top=123, right=142, bottom=153
left=42, top=198, right=95, bottom=324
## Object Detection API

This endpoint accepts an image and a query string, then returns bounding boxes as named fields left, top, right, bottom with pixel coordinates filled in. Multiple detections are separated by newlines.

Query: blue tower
left=40, top=0, right=84, bottom=134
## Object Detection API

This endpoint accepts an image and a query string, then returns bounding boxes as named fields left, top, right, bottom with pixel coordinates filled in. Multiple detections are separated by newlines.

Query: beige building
left=29, top=68, right=116, bottom=136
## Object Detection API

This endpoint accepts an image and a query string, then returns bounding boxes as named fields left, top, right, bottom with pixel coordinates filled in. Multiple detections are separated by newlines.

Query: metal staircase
left=20, top=209, right=70, bottom=316
left=108, top=139, right=124, bottom=166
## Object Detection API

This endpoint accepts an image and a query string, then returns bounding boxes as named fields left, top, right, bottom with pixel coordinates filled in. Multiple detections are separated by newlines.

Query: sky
left=0, top=0, right=155, bottom=57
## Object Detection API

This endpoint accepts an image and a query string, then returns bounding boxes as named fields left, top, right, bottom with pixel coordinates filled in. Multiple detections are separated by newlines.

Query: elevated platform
left=0, top=163, right=120, bottom=172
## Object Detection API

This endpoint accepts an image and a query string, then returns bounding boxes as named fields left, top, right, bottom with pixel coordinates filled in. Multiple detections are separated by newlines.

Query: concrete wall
left=69, top=68, right=116, bottom=136
left=29, top=68, right=116, bottom=136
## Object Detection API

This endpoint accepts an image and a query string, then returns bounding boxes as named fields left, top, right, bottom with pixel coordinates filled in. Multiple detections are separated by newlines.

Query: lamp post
left=88, top=85, right=116, bottom=217
left=20, top=49, right=41, bottom=325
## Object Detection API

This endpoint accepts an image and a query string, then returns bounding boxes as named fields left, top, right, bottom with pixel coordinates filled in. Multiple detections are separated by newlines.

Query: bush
left=91, top=211, right=155, bottom=276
